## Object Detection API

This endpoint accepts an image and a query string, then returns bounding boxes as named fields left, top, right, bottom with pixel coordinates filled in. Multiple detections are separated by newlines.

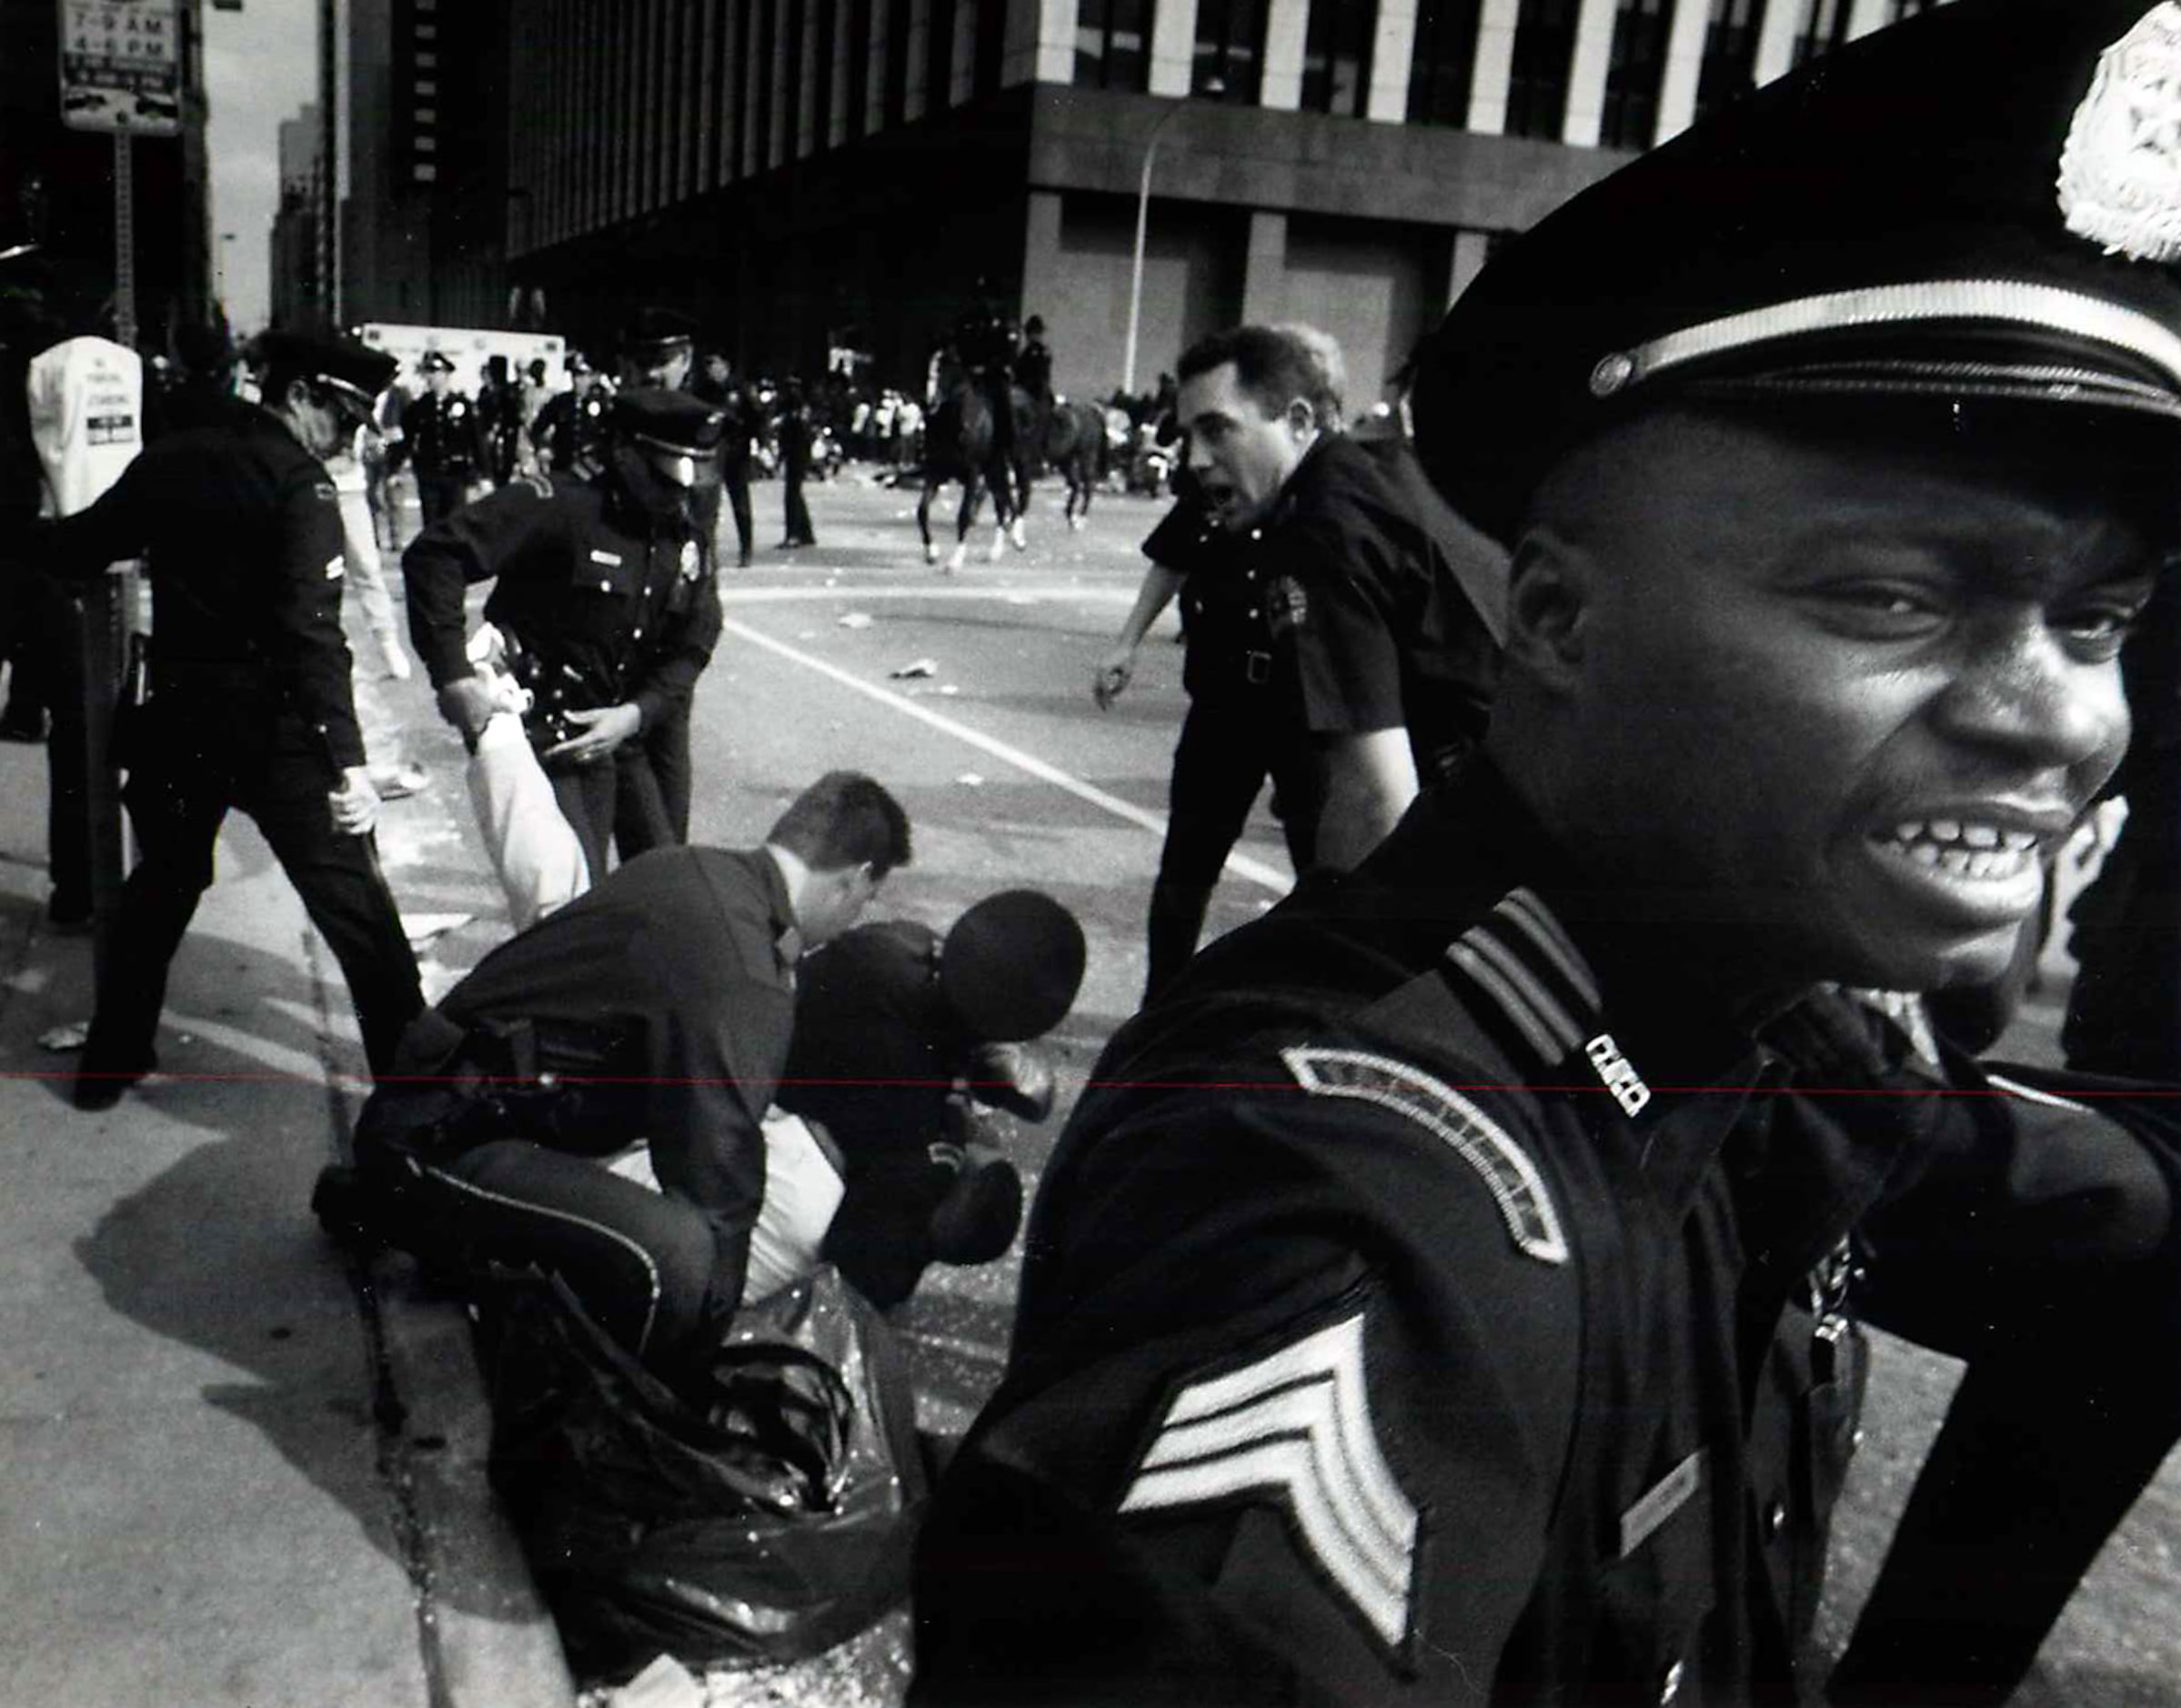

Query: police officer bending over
left=26, top=329, right=424, bottom=1109
left=911, top=5, right=2181, bottom=1702
left=403, top=387, right=724, bottom=884
left=321, top=771, right=910, bottom=1392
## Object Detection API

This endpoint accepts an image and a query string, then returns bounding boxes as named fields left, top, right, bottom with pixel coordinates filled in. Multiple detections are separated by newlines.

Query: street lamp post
left=1122, top=82, right=1221, bottom=399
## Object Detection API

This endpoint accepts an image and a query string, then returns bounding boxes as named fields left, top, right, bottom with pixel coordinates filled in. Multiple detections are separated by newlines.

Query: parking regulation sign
left=58, top=0, right=181, bottom=136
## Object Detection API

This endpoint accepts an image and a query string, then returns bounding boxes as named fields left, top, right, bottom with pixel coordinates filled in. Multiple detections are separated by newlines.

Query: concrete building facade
left=377, top=0, right=1949, bottom=401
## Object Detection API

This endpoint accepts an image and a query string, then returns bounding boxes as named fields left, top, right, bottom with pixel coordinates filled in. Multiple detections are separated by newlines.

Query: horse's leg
left=949, top=477, right=975, bottom=573
left=918, top=478, right=940, bottom=566
left=1010, top=455, right=1030, bottom=550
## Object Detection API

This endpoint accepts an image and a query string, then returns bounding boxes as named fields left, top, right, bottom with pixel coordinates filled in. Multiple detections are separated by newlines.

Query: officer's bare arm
left=1312, top=728, right=1419, bottom=873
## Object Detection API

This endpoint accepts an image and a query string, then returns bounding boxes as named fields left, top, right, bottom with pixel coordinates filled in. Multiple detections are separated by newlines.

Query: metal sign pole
left=112, top=132, right=136, bottom=347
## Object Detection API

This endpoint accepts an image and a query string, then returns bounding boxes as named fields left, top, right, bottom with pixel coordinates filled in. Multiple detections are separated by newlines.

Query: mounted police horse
left=916, top=349, right=1020, bottom=572
left=1025, top=396, right=1110, bottom=529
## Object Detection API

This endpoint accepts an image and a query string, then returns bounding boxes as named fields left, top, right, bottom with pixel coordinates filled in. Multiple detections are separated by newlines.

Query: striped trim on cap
left=1586, top=278, right=2181, bottom=401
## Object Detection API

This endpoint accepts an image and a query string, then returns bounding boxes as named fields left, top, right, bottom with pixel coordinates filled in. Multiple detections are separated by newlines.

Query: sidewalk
left=0, top=620, right=574, bottom=1704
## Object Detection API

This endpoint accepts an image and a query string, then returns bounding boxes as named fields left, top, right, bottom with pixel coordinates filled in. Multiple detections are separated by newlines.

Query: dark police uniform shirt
left=530, top=387, right=610, bottom=476
left=421, top=844, right=800, bottom=1317
left=1260, top=433, right=1502, bottom=780
left=910, top=763, right=2176, bottom=1707
left=399, top=387, right=483, bottom=477
left=402, top=460, right=722, bottom=737
left=780, top=919, right=965, bottom=1168
left=37, top=402, right=367, bottom=768
left=1145, top=491, right=1275, bottom=708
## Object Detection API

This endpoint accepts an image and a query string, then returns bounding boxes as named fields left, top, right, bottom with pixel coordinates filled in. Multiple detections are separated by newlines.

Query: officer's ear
left=1281, top=397, right=1317, bottom=440
left=1503, top=525, right=1596, bottom=695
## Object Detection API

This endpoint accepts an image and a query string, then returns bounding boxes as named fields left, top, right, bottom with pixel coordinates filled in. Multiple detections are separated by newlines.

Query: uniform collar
left=1365, top=766, right=1811, bottom=1216
left=1387, top=765, right=1919, bottom=1228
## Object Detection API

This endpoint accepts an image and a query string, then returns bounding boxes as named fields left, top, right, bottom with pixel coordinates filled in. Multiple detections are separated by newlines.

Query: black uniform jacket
left=403, top=460, right=721, bottom=734
left=529, top=387, right=608, bottom=475
left=414, top=844, right=799, bottom=1317
left=781, top=919, right=966, bottom=1163
left=35, top=402, right=366, bottom=769
left=1261, top=434, right=1504, bottom=779
left=911, top=765, right=2180, bottom=1706
left=394, top=388, right=483, bottom=477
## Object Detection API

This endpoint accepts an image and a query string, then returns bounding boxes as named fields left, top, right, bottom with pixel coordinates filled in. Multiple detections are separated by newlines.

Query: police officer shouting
left=403, top=387, right=725, bottom=884
left=1170, top=324, right=1503, bottom=877
left=912, top=5, right=2181, bottom=1703
left=26, top=329, right=424, bottom=1108
left=391, top=350, right=484, bottom=528
left=1096, top=479, right=1317, bottom=1000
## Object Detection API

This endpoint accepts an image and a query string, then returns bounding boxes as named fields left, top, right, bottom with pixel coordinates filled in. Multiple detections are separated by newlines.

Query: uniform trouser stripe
left=420, top=1161, right=665, bottom=1354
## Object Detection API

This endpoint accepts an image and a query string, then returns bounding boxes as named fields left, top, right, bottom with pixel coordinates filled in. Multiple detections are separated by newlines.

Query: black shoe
left=736, top=550, right=753, bottom=569
left=0, top=707, right=48, bottom=742
left=45, top=893, right=93, bottom=935
left=73, top=1045, right=157, bottom=1111
left=311, top=1164, right=391, bottom=1254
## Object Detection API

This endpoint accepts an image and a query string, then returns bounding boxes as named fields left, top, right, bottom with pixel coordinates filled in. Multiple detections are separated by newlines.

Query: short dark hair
left=767, top=771, right=912, bottom=879
left=1176, top=324, right=1344, bottom=426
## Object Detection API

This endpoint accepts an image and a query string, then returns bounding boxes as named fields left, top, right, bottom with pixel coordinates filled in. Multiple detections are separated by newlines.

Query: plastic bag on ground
left=479, top=1264, right=927, bottom=1685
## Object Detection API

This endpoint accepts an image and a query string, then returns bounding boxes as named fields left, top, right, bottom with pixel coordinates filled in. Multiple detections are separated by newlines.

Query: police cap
left=620, top=305, right=699, bottom=359
left=940, top=889, right=1087, bottom=1043
left=419, top=350, right=457, bottom=375
left=255, top=329, right=398, bottom=422
left=608, top=386, right=725, bottom=455
left=566, top=349, right=593, bottom=377
left=1411, top=0, right=2181, bottom=544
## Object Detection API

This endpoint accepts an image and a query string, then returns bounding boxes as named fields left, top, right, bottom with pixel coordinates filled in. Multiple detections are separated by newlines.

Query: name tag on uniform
left=324, top=555, right=345, bottom=580
left=1619, top=1448, right=1704, bottom=1558
left=588, top=548, right=623, bottom=567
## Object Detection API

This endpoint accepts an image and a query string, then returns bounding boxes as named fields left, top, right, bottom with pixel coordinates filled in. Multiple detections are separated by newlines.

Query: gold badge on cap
left=2058, top=3, right=2181, bottom=262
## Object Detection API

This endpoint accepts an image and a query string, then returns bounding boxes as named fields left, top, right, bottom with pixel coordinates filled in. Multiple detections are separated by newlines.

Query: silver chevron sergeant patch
left=1120, top=1309, right=1418, bottom=1649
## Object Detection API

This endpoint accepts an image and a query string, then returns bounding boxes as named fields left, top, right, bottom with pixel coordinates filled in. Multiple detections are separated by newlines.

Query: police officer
left=323, top=771, right=911, bottom=1392
left=779, top=889, right=1086, bottom=1309
left=1167, top=323, right=1504, bottom=878
left=694, top=344, right=756, bottom=569
left=910, top=5, right=2181, bottom=1702
left=392, top=350, right=484, bottom=527
left=528, top=350, right=608, bottom=477
left=477, top=353, right=526, bottom=487
left=402, top=387, right=725, bottom=884
left=616, top=307, right=719, bottom=859
left=25, top=329, right=425, bottom=1108
left=953, top=284, right=1020, bottom=480
left=1095, top=478, right=1317, bottom=1000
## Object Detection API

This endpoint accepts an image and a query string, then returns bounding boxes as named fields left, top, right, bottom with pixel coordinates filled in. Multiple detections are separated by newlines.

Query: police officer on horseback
left=953, top=283, right=1020, bottom=470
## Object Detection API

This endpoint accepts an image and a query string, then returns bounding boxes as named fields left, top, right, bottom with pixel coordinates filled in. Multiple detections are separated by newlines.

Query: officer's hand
left=437, top=675, right=499, bottom=742
left=1092, top=647, right=1135, bottom=710
left=544, top=702, right=641, bottom=765
left=328, top=767, right=381, bottom=837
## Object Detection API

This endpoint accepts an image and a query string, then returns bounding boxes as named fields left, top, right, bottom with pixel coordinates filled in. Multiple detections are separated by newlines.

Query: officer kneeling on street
left=779, top=889, right=1089, bottom=1310
left=315, top=770, right=910, bottom=1396
left=910, top=4, right=2181, bottom=1703
left=403, top=386, right=724, bottom=886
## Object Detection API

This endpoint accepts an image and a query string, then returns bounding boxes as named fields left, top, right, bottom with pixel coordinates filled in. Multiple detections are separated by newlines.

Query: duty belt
left=1243, top=649, right=1272, bottom=685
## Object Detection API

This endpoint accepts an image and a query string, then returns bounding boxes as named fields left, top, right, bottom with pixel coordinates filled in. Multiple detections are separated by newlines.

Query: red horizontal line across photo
left=13, top=1070, right=2176, bottom=1100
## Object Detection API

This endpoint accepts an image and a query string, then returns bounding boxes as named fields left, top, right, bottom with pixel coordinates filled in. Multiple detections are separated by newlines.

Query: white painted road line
left=723, top=616, right=1293, bottom=897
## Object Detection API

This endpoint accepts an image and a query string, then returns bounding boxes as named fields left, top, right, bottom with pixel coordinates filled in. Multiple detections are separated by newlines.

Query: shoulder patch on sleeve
left=1120, top=1309, right=1417, bottom=1652
left=1282, top=1045, right=1568, bottom=1266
